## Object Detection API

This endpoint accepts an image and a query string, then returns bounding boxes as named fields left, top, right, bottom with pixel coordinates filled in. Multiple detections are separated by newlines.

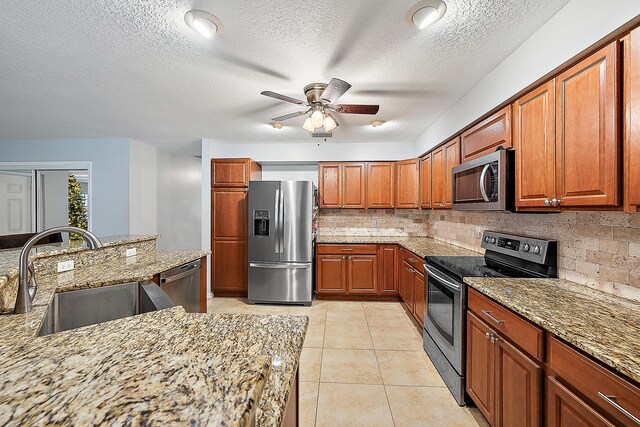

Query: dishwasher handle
left=160, top=262, right=201, bottom=284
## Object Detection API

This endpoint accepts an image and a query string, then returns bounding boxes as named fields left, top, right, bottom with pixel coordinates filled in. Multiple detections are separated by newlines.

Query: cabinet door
left=467, top=312, right=496, bottom=425
left=555, top=41, right=620, bottom=207
left=496, top=335, right=542, bottom=427
left=212, top=189, right=248, bottom=240
left=378, top=245, right=398, bottom=294
left=396, top=159, right=420, bottom=209
left=413, top=270, right=425, bottom=328
left=317, top=255, right=347, bottom=294
left=212, top=159, right=252, bottom=187
left=347, top=255, right=378, bottom=294
left=444, top=137, right=461, bottom=208
left=547, top=376, right=615, bottom=427
left=513, top=81, right=557, bottom=210
left=624, top=30, right=640, bottom=211
left=431, top=147, right=446, bottom=208
left=212, top=240, right=247, bottom=293
left=318, top=163, right=342, bottom=208
left=461, top=106, right=512, bottom=162
left=420, top=154, right=432, bottom=209
left=400, top=261, right=414, bottom=312
left=342, top=162, right=366, bottom=208
left=367, top=162, right=395, bottom=208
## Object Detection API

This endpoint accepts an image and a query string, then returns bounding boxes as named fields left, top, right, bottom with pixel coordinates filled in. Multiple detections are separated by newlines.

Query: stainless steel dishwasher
left=159, top=260, right=201, bottom=313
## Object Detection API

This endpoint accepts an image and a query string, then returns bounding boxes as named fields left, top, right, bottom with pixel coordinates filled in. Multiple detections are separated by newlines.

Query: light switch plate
left=57, top=260, right=75, bottom=273
left=125, top=248, right=137, bottom=257
left=475, top=227, right=483, bottom=239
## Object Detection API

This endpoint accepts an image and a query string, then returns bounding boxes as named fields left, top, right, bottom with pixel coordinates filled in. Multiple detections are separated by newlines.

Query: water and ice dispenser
left=253, top=209, right=270, bottom=237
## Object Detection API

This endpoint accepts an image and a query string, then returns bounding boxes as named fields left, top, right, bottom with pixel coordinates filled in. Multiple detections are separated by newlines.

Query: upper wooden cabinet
left=461, top=106, right=512, bottom=162
left=367, top=162, right=395, bottom=208
left=211, top=158, right=261, bottom=188
left=513, top=80, right=557, bottom=210
left=318, top=162, right=366, bottom=208
left=396, top=158, right=420, bottom=209
left=420, top=154, right=432, bottom=209
left=624, top=29, right=640, bottom=212
left=432, top=137, right=461, bottom=209
left=555, top=41, right=620, bottom=208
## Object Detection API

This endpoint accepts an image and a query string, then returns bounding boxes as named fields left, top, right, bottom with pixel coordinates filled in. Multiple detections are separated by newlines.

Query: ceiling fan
left=261, top=78, right=380, bottom=133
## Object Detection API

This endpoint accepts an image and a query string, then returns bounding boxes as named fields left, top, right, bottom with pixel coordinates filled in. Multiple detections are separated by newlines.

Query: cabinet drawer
left=468, top=288, right=544, bottom=361
left=548, top=336, right=640, bottom=427
left=316, top=244, right=378, bottom=255
left=402, top=250, right=424, bottom=274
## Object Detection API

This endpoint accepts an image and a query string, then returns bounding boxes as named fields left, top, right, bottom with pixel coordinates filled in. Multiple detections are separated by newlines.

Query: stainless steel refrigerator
left=248, top=181, right=316, bottom=306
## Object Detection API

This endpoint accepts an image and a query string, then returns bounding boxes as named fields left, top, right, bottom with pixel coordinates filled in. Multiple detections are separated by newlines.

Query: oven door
left=451, top=150, right=512, bottom=211
left=424, top=263, right=465, bottom=374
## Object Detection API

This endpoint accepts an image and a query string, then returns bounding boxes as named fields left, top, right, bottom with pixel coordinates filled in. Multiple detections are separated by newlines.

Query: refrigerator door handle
left=279, top=188, right=285, bottom=254
left=249, top=262, right=310, bottom=269
left=274, top=189, right=280, bottom=253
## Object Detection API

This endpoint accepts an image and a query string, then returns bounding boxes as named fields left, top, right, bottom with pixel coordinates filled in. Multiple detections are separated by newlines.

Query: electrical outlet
left=125, top=248, right=137, bottom=257
left=371, top=219, right=377, bottom=228
left=57, top=260, right=75, bottom=273
left=475, top=227, right=482, bottom=239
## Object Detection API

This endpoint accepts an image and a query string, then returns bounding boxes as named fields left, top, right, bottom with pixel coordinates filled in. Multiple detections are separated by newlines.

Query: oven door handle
left=424, top=264, right=461, bottom=292
left=479, top=164, right=493, bottom=202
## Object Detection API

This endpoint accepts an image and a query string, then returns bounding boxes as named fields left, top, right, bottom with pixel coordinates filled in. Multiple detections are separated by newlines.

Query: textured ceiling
left=0, top=0, right=570, bottom=143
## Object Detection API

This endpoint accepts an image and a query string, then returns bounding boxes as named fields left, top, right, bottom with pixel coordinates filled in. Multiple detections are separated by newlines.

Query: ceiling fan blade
left=261, top=91, right=307, bottom=106
left=272, top=109, right=311, bottom=121
left=336, top=104, right=379, bottom=115
left=320, top=78, right=352, bottom=104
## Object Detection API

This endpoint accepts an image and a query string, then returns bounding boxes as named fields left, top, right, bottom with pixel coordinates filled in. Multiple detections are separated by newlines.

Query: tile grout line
left=366, top=307, right=397, bottom=427
left=314, top=311, right=328, bottom=427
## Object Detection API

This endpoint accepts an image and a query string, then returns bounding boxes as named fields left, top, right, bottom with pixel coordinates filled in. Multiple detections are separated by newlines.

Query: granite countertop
left=317, top=235, right=478, bottom=258
left=464, top=277, right=640, bottom=384
left=0, top=307, right=308, bottom=426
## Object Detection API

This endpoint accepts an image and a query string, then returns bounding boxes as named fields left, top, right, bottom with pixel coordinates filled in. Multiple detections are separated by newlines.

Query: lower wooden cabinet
left=466, top=311, right=542, bottom=427
left=316, top=245, right=382, bottom=297
left=378, top=245, right=398, bottom=294
left=547, top=376, right=615, bottom=427
left=412, top=269, right=425, bottom=328
left=347, top=255, right=378, bottom=294
left=399, top=260, right=414, bottom=312
left=398, top=248, right=426, bottom=327
left=316, top=255, right=347, bottom=294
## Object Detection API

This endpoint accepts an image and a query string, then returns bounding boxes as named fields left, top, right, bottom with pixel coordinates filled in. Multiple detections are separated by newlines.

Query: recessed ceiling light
left=371, top=120, right=386, bottom=128
left=184, top=10, right=224, bottom=39
left=406, top=0, right=447, bottom=29
left=270, top=121, right=284, bottom=129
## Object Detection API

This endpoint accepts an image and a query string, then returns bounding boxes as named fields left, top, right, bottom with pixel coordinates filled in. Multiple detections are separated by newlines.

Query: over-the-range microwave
left=451, top=149, right=514, bottom=211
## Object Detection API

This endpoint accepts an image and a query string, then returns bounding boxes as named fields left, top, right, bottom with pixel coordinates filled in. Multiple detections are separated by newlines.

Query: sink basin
left=37, top=281, right=174, bottom=336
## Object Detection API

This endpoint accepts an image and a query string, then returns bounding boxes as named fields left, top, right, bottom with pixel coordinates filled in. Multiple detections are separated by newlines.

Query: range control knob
left=532, top=245, right=541, bottom=254
left=522, top=244, right=530, bottom=252
left=490, top=237, right=497, bottom=244
left=484, top=236, right=490, bottom=243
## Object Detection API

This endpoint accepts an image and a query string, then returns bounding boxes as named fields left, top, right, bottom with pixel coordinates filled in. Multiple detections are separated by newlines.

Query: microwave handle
left=479, top=164, right=493, bottom=202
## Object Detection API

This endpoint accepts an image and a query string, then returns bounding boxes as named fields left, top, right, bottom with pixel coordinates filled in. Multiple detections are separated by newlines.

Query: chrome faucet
left=14, top=226, right=103, bottom=314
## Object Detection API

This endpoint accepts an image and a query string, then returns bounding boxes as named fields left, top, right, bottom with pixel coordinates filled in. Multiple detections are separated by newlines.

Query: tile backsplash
left=319, top=209, right=640, bottom=301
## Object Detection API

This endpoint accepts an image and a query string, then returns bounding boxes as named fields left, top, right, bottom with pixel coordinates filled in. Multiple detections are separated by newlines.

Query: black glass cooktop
left=424, top=256, right=536, bottom=282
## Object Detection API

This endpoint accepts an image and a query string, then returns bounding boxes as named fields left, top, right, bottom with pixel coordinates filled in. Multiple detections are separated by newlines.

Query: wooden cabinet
left=318, top=162, right=366, bottom=208
left=398, top=248, right=426, bottom=326
left=431, top=137, right=460, bottom=209
left=211, top=158, right=261, bottom=188
left=211, top=158, right=261, bottom=297
left=467, top=312, right=497, bottom=425
left=367, top=162, right=395, bottom=208
left=413, top=269, right=425, bottom=328
left=395, top=158, right=420, bottom=208
left=399, top=260, right=414, bottom=312
left=461, top=106, right=512, bottom=162
left=342, top=163, right=367, bottom=208
left=420, top=154, right=432, bottom=209
left=624, top=30, right=640, bottom=212
left=555, top=41, right=620, bottom=208
left=547, top=376, right=615, bottom=427
left=513, top=81, right=557, bottom=210
left=378, top=245, right=398, bottom=294
left=347, top=255, right=378, bottom=294
left=317, top=255, right=347, bottom=294
left=318, top=163, right=342, bottom=208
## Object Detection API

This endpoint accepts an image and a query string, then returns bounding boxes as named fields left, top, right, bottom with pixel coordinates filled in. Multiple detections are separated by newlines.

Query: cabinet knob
left=544, top=199, right=550, bottom=206
left=551, top=198, right=558, bottom=207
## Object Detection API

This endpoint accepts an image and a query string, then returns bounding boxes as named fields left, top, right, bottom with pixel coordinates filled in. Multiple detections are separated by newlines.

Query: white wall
left=201, top=139, right=212, bottom=296
left=0, top=139, right=130, bottom=236
left=261, top=164, right=319, bottom=185
left=129, top=140, right=158, bottom=236
left=156, top=148, right=202, bottom=251
left=415, top=0, right=640, bottom=154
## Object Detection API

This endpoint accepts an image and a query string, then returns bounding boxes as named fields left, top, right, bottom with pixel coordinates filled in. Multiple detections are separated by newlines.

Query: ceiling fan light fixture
left=302, top=117, right=316, bottom=132
left=324, top=114, right=338, bottom=132
left=406, top=0, right=447, bottom=29
left=270, top=121, right=284, bottom=129
left=371, top=120, right=386, bottom=128
left=184, top=10, right=224, bottom=38
left=310, top=108, right=325, bottom=128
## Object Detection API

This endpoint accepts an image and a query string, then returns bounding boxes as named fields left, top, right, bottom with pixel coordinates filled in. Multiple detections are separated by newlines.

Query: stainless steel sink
left=37, top=281, right=174, bottom=336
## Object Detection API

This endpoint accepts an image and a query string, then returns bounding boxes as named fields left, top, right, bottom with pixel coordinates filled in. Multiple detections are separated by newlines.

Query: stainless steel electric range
left=422, top=231, right=557, bottom=405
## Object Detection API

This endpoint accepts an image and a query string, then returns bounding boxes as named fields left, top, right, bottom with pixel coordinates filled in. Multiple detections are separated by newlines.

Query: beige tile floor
left=207, top=298, right=484, bottom=427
